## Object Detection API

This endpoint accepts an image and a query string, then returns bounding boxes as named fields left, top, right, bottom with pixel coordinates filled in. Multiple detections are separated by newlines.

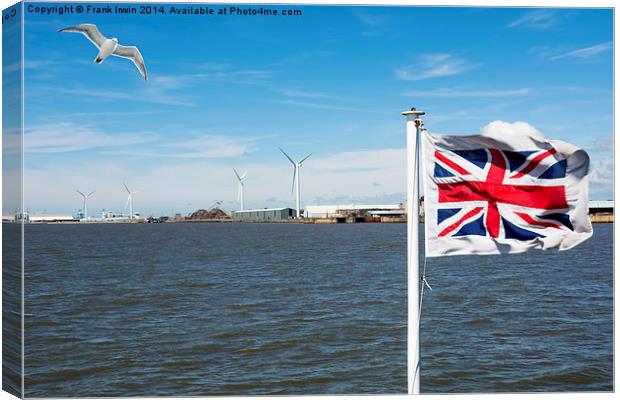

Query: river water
left=20, top=223, right=612, bottom=396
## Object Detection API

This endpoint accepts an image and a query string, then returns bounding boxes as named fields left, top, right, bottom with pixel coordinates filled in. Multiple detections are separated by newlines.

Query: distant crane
left=233, top=168, right=248, bottom=211
left=76, top=190, right=95, bottom=220
left=279, top=148, right=312, bottom=218
left=123, top=182, right=139, bottom=220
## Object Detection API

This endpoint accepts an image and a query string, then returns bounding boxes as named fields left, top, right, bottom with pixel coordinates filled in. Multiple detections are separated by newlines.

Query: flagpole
left=403, top=107, right=425, bottom=395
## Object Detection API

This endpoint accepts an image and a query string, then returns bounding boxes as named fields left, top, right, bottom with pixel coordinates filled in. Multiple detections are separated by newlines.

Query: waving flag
left=422, top=122, right=592, bottom=257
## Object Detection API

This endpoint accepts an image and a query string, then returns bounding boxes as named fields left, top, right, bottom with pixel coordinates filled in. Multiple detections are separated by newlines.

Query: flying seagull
left=59, top=24, right=148, bottom=80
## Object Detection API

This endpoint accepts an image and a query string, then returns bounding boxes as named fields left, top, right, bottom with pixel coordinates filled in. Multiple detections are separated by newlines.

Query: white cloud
left=280, top=89, right=356, bottom=102
left=551, top=42, right=613, bottom=60
left=311, top=149, right=404, bottom=172
left=162, top=134, right=260, bottom=158
left=23, top=123, right=156, bottom=153
left=354, top=10, right=382, bottom=27
left=48, top=66, right=274, bottom=107
left=589, top=158, right=613, bottom=186
left=273, top=99, right=358, bottom=112
left=480, top=120, right=543, bottom=138
left=60, top=85, right=195, bottom=107
left=353, top=9, right=389, bottom=37
left=403, top=88, right=531, bottom=98
left=396, top=54, right=475, bottom=81
left=21, top=123, right=260, bottom=159
left=4, top=60, right=60, bottom=73
left=508, top=10, right=557, bottom=30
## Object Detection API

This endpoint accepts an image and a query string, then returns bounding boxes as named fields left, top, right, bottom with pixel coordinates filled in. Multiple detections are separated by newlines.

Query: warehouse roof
left=233, top=208, right=292, bottom=213
left=588, top=200, right=614, bottom=208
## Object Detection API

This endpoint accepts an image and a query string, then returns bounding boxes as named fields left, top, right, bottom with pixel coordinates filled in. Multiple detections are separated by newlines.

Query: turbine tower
left=123, top=182, right=138, bottom=220
left=279, top=148, right=312, bottom=218
left=233, top=168, right=248, bottom=211
left=76, top=190, right=95, bottom=220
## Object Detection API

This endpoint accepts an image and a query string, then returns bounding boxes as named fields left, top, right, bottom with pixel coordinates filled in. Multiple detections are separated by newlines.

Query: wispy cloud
left=273, top=99, right=359, bottom=112
left=197, top=69, right=273, bottom=83
left=32, top=62, right=274, bottom=107
left=403, top=88, right=532, bottom=98
left=354, top=10, right=382, bottom=27
left=589, top=158, right=613, bottom=188
left=4, top=60, right=61, bottom=73
left=280, top=89, right=356, bottom=102
left=60, top=85, right=195, bottom=107
left=163, top=134, right=260, bottom=158
left=100, top=132, right=266, bottom=159
left=269, top=51, right=334, bottom=67
left=23, top=123, right=157, bottom=153
left=541, top=85, right=612, bottom=95
left=508, top=10, right=558, bottom=30
left=273, top=99, right=390, bottom=115
left=311, top=149, right=405, bottom=172
left=352, top=9, right=391, bottom=37
left=19, top=113, right=256, bottom=160
left=396, top=54, right=475, bottom=81
left=551, top=42, right=613, bottom=60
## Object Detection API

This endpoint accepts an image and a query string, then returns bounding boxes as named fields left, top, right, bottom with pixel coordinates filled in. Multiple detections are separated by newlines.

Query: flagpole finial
left=402, top=107, right=426, bottom=117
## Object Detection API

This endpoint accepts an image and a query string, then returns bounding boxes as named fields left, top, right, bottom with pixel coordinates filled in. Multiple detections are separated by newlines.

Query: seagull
left=59, top=24, right=148, bottom=80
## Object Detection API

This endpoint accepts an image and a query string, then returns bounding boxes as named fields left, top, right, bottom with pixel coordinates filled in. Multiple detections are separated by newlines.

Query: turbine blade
left=76, top=190, right=85, bottom=197
left=123, top=182, right=131, bottom=194
left=291, top=167, right=297, bottom=194
left=125, top=195, right=131, bottom=209
left=233, top=168, right=241, bottom=181
left=240, top=171, right=248, bottom=180
left=87, top=191, right=96, bottom=197
left=279, top=147, right=295, bottom=165
left=299, top=153, right=312, bottom=164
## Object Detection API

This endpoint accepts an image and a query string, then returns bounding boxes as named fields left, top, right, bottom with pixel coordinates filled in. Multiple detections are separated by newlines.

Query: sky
left=13, top=3, right=614, bottom=216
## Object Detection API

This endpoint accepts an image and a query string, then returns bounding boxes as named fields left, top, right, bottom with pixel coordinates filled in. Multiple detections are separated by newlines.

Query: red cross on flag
left=422, top=121, right=592, bottom=257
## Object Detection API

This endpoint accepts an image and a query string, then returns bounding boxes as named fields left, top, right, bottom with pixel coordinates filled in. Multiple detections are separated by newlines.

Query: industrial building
left=22, top=214, right=76, bottom=223
left=588, top=200, right=613, bottom=214
left=232, top=208, right=295, bottom=220
left=305, top=204, right=405, bottom=219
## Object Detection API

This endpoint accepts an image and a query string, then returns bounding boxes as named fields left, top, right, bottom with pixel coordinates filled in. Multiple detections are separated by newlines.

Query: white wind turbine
left=76, top=190, right=95, bottom=220
left=233, top=168, right=248, bottom=211
left=123, top=182, right=139, bottom=220
left=279, top=148, right=312, bottom=218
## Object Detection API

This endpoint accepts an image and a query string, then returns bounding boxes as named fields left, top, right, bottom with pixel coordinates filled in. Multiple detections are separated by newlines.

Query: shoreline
left=6, top=214, right=614, bottom=225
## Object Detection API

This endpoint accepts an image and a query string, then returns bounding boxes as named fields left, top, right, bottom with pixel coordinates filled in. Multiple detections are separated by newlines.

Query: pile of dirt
left=187, top=208, right=230, bottom=220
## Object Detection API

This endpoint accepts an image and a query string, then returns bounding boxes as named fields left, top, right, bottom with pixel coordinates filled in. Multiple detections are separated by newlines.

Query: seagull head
left=112, top=38, right=118, bottom=43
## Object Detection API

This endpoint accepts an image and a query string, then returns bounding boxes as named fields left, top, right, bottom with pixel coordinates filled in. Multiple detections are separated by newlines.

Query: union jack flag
left=423, top=127, right=592, bottom=257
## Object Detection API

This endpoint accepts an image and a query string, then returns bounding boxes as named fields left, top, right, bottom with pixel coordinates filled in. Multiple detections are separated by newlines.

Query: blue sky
left=19, top=3, right=613, bottom=216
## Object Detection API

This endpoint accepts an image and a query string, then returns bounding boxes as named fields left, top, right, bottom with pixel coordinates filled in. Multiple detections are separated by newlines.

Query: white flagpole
left=403, top=107, right=425, bottom=395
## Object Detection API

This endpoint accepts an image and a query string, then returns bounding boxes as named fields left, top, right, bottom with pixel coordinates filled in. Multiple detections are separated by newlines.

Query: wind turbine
left=279, top=148, right=312, bottom=218
left=76, top=190, right=95, bottom=220
left=233, top=168, right=248, bottom=211
left=123, top=182, right=138, bottom=220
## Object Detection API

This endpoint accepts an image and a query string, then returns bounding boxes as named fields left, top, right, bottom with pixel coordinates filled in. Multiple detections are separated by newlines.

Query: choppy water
left=19, top=223, right=612, bottom=396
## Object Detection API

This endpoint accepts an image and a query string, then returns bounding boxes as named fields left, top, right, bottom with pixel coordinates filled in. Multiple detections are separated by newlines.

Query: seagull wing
left=113, top=45, right=148, bottom=80
left=59, top=24, right=107, bottom=48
